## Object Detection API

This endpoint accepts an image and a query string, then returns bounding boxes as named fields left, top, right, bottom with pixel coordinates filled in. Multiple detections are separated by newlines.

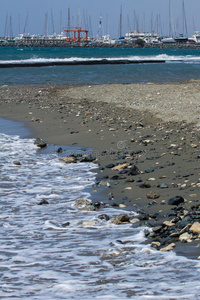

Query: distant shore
left=0, top=81, right=200, bottom=259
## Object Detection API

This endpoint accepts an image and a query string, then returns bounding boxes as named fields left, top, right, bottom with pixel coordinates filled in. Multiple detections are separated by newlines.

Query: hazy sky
left=1, top=0, right=200, bottom=38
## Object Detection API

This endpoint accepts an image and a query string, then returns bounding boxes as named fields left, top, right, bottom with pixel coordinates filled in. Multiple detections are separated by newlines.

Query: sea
left=1, top=47, right=200, bottom=299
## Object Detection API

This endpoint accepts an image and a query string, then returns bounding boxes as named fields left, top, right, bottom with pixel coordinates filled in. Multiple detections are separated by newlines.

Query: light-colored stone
left=151, top=241, right=161, bottom=247
left=82, top=221, right=96, bottom=226
left=119, top=204, right=127, bottom=208
left=189, top=193, right=197, bottom=197
left=179, top=232, right=192, bottom=242
left=160, top=243, right=176, bottom=251
left=130, top=218, right=140, bottom=224
left=111, top=213, right=130, bottom=225
left=163, top=220, right=176, bottom=227
left=190, top=222, right=200, bottom=234
left=75, top=199, right=92, bottom=207
left=112, top=163, right=128, bottom=171
left=60, top=156, right=76, bottom=163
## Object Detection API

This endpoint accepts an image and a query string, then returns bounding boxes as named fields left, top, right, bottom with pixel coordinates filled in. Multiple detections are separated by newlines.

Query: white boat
left=161, top=37, right=175, bottom=43
left=188, top=31, right=200, bottom=44
left=174, top=34, right=188, bottom=43
left=125, top=30, right=160, bottom=44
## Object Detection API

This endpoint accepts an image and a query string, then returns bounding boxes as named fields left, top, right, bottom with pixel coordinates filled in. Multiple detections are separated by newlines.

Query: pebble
left=168, top=196, right=185, bottom=205
left=130, top=218, right=140, bottom=224
left=190, top=222, right=200, bottom=234
left=82, top=221, right=96, bottom=226
left=112, top=163, right=128, bottom=171
left=119, top=204, right=127, bottom=208
left=112, top=213, right=130, bottom=225
left=179, top=232, right=192, bottom=242
left=160, top=183, right=169, bottom=188
left=13, top=161, right=21, bottom=165
left=145, top=168, right=154, bottom=173
left=34, top=138, right=47, bottom=148
left=160, top=243, right=176, bottom=252
left=146, top=191, right=160, bottom=199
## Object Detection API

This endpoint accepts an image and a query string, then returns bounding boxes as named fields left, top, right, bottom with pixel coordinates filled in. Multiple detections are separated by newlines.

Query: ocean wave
left=1, top=54, right=200, bottom=65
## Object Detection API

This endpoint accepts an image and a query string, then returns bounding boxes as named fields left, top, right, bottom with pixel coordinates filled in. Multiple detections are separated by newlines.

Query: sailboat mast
left=169, top=0, right=171, bottom=37
left=182, top=0, right=188, bottom=37
left=119, top=5, right=122, bottom=37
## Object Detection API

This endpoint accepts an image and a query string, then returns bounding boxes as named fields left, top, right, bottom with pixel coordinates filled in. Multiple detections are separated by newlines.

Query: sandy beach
left=0, top=80, right=200, bottom=259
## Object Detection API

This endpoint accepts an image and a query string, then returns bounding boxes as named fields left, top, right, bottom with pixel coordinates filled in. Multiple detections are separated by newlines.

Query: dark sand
left=0, top=82, right=200, bottom=259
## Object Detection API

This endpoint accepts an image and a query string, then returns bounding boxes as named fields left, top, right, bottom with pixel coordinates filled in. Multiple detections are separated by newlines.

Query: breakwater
left=0, top=58, right=166, bottom=68
left=1, top=39, right=200, bottom=49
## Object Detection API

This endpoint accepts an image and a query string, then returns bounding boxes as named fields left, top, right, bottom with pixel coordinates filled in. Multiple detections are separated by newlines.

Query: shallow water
left=0, top=119, right=200, bottom=299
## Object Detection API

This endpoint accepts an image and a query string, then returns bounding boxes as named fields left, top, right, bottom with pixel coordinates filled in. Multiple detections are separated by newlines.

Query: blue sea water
left=1, top=47, right=200, bottom=299
left=1, top=47, right=200, bottom=85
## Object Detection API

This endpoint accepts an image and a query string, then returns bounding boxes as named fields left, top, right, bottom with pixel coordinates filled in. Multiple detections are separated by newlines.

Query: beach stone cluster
left=60, top=153, right=97, bottom=164
left=144, top=201, right=200, bottom=252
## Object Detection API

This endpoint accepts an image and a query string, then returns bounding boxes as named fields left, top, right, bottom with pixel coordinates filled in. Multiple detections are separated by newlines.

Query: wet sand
left=0, top=81, right=200, bottom=259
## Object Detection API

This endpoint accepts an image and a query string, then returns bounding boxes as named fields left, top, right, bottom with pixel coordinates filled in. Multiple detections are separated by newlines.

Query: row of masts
left=3, top=1, right=191, bottom=40
left=168, top=0, right=188, bottom=38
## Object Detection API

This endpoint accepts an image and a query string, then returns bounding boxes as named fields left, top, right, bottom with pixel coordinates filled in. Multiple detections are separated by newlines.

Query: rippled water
left=1, top=47, right=200, bottom=85
left=0, top=122, right=200, bottom=299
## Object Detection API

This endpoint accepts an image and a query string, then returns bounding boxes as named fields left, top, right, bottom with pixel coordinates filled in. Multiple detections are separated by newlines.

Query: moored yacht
left=188, top=31, right=200, bottom=44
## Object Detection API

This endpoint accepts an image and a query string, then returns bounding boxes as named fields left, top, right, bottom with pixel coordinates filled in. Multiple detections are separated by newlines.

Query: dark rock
left=168, top=196, right=184, bottom=205
left=110, top=175, right=119, bottom=180
left=112, top=213, right=130, bottom=224
left=139, top=183, right=151, bottom=188
left=105, top=163, right=115, bottom=168
left=160, top=236, right=171, bottom=245
left=98, top=214, right=110, bottom=221
left=127, top=165, right=140, bottom=176
left=62, top=222, right=70, bottom=227
left=167, top=162, right=175, bottom=166
left=38, top=199, right=49, bottom=205
left=110, top=203, right=119, bottom=207
left=152, top=225, right=163, bottom=233
left=144, top=229, right=150, bottom=237
left=159, top=183, right=169, bottom=188
left=136, top=178, right=143, bottom=182
left=138, top=213, right=149, bottom=221
left=119, top=169, right=129, bottom=174
left=148, top=200, right=157, bottom=206
left=79, top=154, right=95, bottom=162
left=134, top=150, right=144, bottom=154
left=168, top=211, right=177, bottom=217
left=108, top=192, right=114, bottom=200
left=56, top=147, right=63, bottom=153
left=34, top=138, right=47, bottom=148
left=178, top=218, right=191, bottom=229
left=145, top=168, right=154, bottom=173
left=94, top=202, right=101, bottom=208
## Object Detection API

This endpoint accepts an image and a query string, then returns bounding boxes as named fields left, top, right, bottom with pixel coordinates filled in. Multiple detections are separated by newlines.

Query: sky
left=1, top=0, right=200, bottom=38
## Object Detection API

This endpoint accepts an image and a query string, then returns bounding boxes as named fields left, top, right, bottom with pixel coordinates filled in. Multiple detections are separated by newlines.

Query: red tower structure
left=63, top=27, right=88, bottom=42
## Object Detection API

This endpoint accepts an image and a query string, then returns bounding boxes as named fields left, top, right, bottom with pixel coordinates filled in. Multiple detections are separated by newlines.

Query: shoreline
left=0, top=81, right=200, bottom=259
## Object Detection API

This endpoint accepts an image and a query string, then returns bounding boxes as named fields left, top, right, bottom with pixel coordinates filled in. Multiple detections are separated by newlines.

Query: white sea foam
left=1, top=54, right=200, bottom=65
left=0, top=132, right=200, bottom=299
